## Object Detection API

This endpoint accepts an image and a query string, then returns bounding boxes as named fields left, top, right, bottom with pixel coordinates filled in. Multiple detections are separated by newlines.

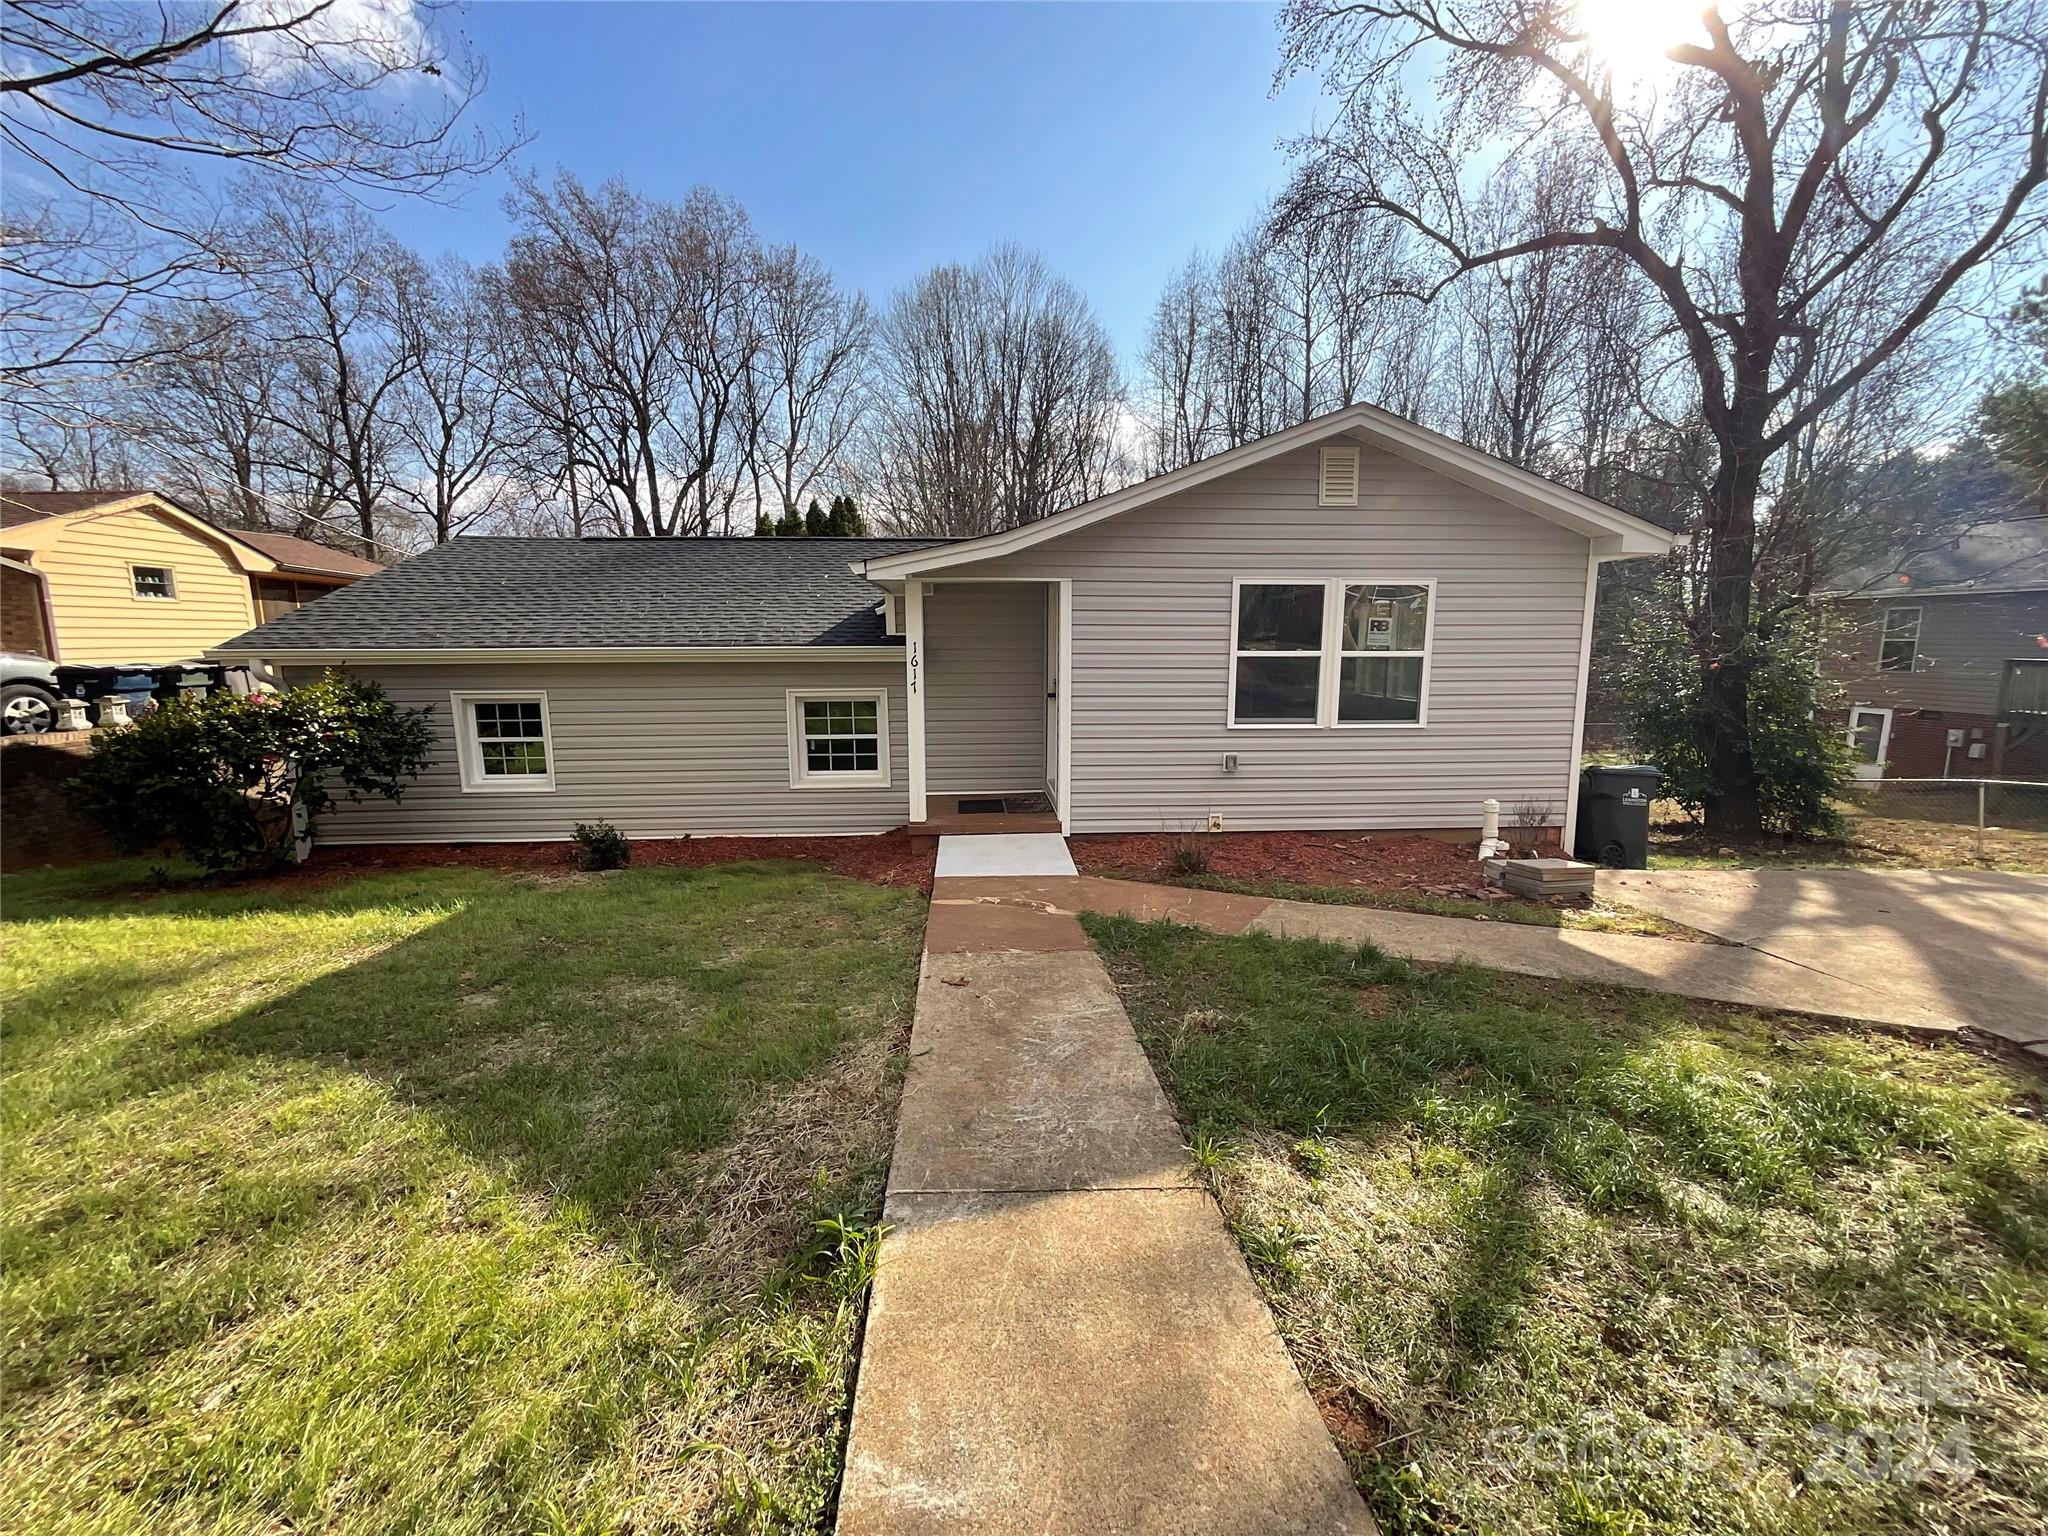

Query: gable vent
left=1319, top=445, right=1360, bottom=507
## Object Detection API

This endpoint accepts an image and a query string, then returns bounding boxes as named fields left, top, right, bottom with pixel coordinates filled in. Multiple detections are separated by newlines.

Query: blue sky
left=377, top=2, right=1325, bottom=361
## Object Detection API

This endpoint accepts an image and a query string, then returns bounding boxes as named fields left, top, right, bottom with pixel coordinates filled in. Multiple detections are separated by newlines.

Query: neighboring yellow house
left=0, top=491, right=380, bottom=665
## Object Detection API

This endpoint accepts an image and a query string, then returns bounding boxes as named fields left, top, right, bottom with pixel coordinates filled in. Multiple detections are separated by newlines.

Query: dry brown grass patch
left=632, top=1027, right=908, bottom=1296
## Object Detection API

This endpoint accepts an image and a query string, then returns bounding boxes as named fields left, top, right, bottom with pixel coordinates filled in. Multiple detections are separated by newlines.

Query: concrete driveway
left=1599, top=867, right=2048, bottom=1054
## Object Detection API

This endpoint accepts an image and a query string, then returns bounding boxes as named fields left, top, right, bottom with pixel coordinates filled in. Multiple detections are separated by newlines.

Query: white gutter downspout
left=1559, top=546, right=1607, bottom=857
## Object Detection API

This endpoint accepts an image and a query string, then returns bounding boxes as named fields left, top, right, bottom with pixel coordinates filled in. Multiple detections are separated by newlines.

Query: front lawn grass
left=2, top=860, right=926, bottom=1535
left=1086, top=914, right=2048, bottom=1536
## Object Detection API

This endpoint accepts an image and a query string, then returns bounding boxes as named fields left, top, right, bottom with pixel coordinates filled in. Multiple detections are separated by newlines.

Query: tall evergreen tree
left=826, top=494, right=867, bottom=536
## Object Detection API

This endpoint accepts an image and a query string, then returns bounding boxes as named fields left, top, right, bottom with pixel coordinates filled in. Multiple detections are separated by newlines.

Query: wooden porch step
left=905, top=809, right=1064, bottom=847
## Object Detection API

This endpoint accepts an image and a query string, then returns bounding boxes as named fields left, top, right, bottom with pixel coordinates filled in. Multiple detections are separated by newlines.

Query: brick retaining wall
left=0, top=730, right=123, bottom=870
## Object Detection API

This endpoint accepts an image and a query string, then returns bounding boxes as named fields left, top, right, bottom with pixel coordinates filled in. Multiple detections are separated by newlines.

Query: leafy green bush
left=1618, top=587, right=1854, bottom=838
left=69, top=672, right=432, bottom=872
left=571, top=820, right=630, bottom=871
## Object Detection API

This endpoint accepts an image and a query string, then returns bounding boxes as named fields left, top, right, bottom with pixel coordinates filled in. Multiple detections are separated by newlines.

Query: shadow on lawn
left=4, top=861, right=927, bottom=1531
left=1089, top=918, right=1666, bottom=1388
left=1084, top=914, right=2046, bottom=1396
left=18, top=862, right=922, bottom=1285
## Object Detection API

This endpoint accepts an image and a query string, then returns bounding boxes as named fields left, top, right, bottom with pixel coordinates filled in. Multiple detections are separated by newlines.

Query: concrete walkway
left=1599, top=867, right=2048, bottom=1057
left=836, top=862, right=1377, bottom=1534
left=924, top=874, right=1974, bottom=1035
left=932, top=831, right=1078, bottom=879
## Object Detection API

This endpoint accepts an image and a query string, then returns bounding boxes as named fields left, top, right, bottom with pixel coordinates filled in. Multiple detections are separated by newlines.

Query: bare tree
left=391, top=257, right=521, bottom=542
left=0, top=397, right=143, bottom=488
left=1210, top=229, right=1287, bottom=446
left=744, top=244, right=871, bottom=521
left=1443, top=164, right=1596, bottom=470
left=1279, top=0, right=2048, bottom=833
left=869, top=245, right=1123, bottom=536
left=126, top=308, right=286, bottom=528
left=1266, top=216, right=1335, bottom=425
left=2, top=0, right=519, bottom=401
left=1138, top=252, right=1222, bottom=474
left=241, top=183, right=424, bottom=555
left=494, top=173, right=767, bottom=537
left=1320, top=214, right=1429, bottom=416
left=669, top=188, right=767, bottom=536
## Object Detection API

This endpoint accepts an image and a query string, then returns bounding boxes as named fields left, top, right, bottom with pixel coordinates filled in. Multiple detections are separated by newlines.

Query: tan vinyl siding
left=929, top=440, right=1594, bottom=834
left=30, top=507, right=256, bottom=664
left=923, top=581, right=1048, bottom=794
left=291, top=660, right=910, bottom=842
left=1830, top=592, right=2048, bottom=716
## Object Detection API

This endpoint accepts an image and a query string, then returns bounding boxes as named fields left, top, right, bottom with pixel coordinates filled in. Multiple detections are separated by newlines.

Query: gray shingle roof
left=1832, top=517, right=2048, bottom=597
left=216, top=536, right=951, bottom=653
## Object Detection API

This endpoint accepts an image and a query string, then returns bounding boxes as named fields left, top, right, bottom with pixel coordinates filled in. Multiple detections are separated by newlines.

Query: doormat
left=954, top=792, right=1055, bottom=816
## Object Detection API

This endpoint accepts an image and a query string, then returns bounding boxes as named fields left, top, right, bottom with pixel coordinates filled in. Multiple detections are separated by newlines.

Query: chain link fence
left=1841, top=778, right=2048, bottom=859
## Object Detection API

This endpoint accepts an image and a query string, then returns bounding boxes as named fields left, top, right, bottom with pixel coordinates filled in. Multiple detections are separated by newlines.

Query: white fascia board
left=206, top=644, right=908, bottom=666
left=853, top=404, right=1683, bottom=580
left=1360, top=419, right=1685, bottom=556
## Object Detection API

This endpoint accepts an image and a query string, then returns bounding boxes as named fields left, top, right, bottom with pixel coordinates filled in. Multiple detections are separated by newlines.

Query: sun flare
left=1573, top=0, right=1710, bottom=79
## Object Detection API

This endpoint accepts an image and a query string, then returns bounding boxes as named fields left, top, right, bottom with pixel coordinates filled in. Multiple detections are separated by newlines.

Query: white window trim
left=1878, top=605, right=1921, bottom=672
left=130, top=563, right=177, bottom=600
left=1227, top=578, right=1329, bottom=730
left=1226, top=577, right=1436, bottom=730
left=450, top=689, right=556, bottom=794
left=1332, top=578, right=1436, bottom=730
left=787, top=687, right=891, bottom=789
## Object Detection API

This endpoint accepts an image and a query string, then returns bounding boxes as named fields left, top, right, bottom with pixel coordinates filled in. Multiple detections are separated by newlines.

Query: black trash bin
left=1575, top=765, right=1660, bottom=868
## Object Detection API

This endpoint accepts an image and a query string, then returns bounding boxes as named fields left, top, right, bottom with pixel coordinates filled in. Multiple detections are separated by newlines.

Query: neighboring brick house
left=1826, top=519, right=2048, bottom=781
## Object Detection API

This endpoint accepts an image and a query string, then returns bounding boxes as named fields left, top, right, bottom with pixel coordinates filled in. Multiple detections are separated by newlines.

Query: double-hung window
left=1336, top=583, right=1431, bottom=724
left=1878, top=606, right=1921, bottom=672
left=788, top=690, right=890, bottom=787
left=1229, top=578, right=1434, bottom=728
left=452, top=691, right=555, bottom=792
left=1230, top=582, right=1327, bottom=725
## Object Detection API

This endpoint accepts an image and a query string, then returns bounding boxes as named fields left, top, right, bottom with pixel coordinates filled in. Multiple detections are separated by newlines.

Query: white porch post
left=1560, top=547, right=1604, bottom=857
left=905, top=578, right=927, bottom=824
left=1057, top=578, right=1073, bottom=835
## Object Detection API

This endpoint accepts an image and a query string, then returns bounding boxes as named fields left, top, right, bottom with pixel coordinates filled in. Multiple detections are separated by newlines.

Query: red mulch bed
left=1070, top=830, right=1515, bottom=897
left=288, top=832, right=937, bottom=893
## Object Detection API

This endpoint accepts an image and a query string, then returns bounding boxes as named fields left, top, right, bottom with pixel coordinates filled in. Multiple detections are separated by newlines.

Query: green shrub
left=572, top=820, right=630, bottom=871
left=1618, top=585, right=1854, bottom=838
left=68, top=672, right=432, bottom=872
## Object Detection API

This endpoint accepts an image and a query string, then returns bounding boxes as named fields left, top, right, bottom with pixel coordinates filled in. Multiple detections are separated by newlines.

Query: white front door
left=1846, top=706, right=1893, bottom=780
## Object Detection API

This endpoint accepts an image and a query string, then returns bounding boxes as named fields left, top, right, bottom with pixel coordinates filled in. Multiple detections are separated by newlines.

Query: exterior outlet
left=1206, top=812, right=1225, bottom=833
